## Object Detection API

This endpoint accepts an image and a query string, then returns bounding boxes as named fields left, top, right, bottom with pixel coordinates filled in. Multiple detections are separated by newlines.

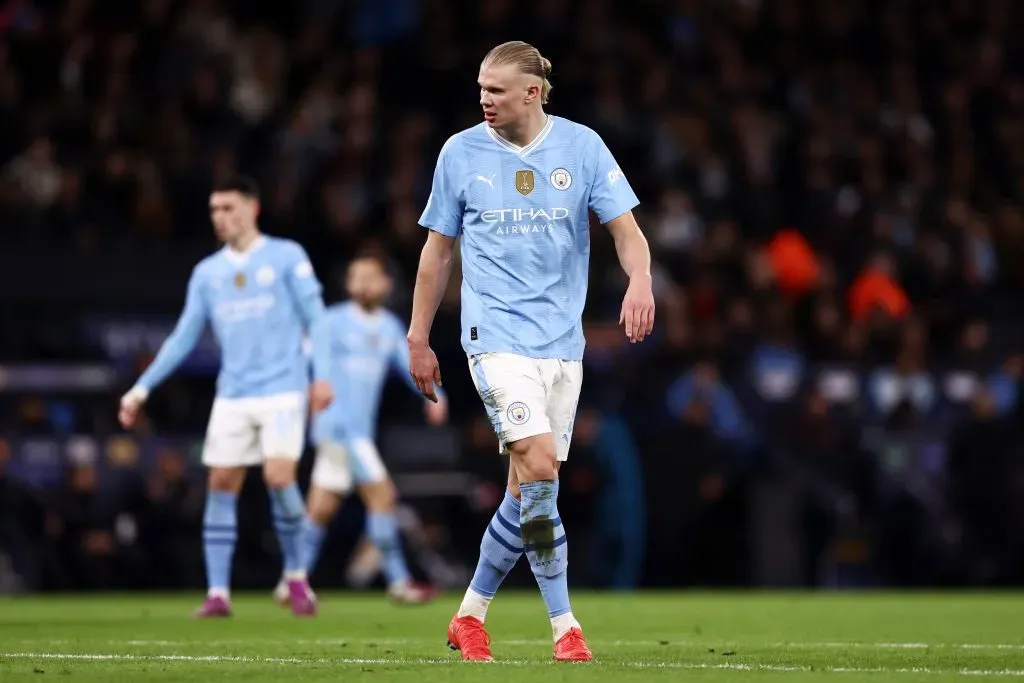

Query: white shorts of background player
left=201, top=391, right=306, bottom=468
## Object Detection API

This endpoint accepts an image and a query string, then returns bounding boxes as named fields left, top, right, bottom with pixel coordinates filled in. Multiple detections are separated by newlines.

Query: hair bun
left=541, top=57, right=552, bottom=76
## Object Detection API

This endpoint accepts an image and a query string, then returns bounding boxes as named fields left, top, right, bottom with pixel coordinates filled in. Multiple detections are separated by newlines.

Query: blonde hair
left=483, top=41, right=553, bottom=104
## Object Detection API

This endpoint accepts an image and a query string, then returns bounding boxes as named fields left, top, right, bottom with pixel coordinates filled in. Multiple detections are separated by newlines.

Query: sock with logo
left=520, top=479, right=575, bottom=639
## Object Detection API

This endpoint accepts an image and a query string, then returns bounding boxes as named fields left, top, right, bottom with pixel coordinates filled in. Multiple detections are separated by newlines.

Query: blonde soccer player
left=408, top=41, right=655, bottom=662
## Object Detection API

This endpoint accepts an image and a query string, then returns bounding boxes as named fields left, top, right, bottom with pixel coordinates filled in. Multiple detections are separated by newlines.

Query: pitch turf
left=1, top=592, right=1023, bottom=681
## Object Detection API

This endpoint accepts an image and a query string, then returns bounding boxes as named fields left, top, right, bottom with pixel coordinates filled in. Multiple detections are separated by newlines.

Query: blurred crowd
left=3, top=0, right=1024, bottom=589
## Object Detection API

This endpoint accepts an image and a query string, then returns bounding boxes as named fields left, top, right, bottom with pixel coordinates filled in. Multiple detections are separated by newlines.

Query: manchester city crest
left=550, top=168, right=572, bottom=190
left=506, top=401, right=531, bottom=425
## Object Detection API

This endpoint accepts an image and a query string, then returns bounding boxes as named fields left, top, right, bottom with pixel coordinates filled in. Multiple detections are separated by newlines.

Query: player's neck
left=228, top=229, right=261, bottom=253
left=498, top=110, right=549, bottom=149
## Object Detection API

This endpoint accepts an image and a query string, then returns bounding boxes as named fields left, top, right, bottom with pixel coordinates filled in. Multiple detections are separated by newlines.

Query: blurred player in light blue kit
left=272, top=247, right=447, bottom=608
left=408, top=42, right=656, bottom=662
left=118, top=176, right=334, bottom=618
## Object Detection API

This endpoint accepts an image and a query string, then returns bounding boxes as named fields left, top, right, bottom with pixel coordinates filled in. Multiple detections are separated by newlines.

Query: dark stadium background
left=1, top=0, right=1023, bottom=593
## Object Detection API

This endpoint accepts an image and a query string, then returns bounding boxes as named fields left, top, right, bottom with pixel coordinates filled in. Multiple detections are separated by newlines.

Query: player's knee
left=509, top=436, right=557, bottom=483
left=361, top=479, right=397, bottom=512
left=207, top=467, right=245, bottom=493
left=307, top=490, right=340, bottom=526
left=263, top=458, right=296, bottom=490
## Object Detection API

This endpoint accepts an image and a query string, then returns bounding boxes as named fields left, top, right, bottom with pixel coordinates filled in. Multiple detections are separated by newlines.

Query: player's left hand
left=424, top=394, right=448, bottom=426
left=620, top=273, right=655, bottom=343
left=309, top=379, right=334, bottom=413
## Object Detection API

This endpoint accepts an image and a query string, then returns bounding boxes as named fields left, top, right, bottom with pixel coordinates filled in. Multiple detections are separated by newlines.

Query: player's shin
left=459, top=489, right=523, bottom=622
left=202, top=490, right=238, bottom=598
left=366, top=510, right=410, bottom=586
left=520, top=479, right=580, bottom=642
left=268, top=483, right=306, bottom=579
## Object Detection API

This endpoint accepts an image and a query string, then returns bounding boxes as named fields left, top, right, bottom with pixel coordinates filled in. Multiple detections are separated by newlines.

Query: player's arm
left=408, top=136, right=462, bottom=401
left=606, top=211, right=655, bottom=341
left=391, top=319, right=448, bottom=425
left=119, top=267, right=208, bottom=427
left=586, top=131, right=655, bottom=342
left=285, top=247, right=334, bottom=412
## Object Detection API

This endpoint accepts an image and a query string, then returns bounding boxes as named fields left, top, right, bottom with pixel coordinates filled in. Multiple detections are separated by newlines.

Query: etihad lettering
left=480, top=207, right=570, bottom=223
left=214, top=294, right=276, bottom=323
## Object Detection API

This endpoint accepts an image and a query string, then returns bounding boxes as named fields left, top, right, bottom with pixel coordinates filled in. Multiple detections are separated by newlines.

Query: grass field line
left=3, top=652, right=1024, bottom=677
left=54, top=637, right=1024, bottom=651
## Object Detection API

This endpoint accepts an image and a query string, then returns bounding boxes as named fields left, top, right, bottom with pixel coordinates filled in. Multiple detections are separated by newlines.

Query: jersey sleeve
left=585, top=130, right=640, bottom=224
left=283, top=242, right=324, bottom=302
left=418, top=136, right=463, bottom=237
left=283, top=242, right=331, bottom=382
left=136, top=265, right=209, bottom=392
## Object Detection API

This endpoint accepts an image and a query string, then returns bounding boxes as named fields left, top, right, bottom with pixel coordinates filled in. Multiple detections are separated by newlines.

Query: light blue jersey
left=314, top=301, right=433, bottom=443
left=418, top=116, right=639, bottom=360
left=137, top=235, right=332, bottom=399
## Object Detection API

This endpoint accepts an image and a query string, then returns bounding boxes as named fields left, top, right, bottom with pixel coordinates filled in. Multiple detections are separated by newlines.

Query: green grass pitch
left=1, top=592, right=1023, bottom=681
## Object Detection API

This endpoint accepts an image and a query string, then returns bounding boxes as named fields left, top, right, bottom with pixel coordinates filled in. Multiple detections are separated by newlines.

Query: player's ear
left=524, top=82, right=539, bottom=104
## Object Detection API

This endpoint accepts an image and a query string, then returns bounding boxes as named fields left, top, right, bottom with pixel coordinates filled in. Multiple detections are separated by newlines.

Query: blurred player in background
left=272, top=248, right=447, bottom=609
left=408, top=41, right=655, bottom=662
left=118, top=175, right=334, bottom=618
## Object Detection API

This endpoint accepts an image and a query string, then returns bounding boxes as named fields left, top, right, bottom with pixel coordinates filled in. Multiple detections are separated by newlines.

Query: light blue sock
left=367, top=512, right=411, bottom=585
left=269, top=484, right=306, bottom=574
left=470, top=489, right=523, bottom=598
left=203, top=491, right=238, bottom=593
left=298, top=517, right=327, bottom=575
left=520, top=480, right=571, bottom=617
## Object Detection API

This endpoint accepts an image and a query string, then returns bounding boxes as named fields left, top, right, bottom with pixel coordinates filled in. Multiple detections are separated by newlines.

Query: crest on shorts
left=234, top=272, right=246, bottom=289
left=550, top=168, right=572, bottom=190
left=515, top=170, right=535, bottom=196
left=507, top=401, right=531, bottom=425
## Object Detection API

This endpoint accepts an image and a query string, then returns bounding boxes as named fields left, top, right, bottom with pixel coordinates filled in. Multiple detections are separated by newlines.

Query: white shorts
left=201, top=392, right=306, bottom=468
left=311, top=438, right=388, bottom=493
left=468, top=352, right=583, bottom=462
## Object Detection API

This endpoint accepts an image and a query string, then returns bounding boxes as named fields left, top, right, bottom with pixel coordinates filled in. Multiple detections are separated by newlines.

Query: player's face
left=347, top=259, right=392, bottom=308
left=479, top=63, right=540, bottom=128
left=209, top=191, right=259, bottom=244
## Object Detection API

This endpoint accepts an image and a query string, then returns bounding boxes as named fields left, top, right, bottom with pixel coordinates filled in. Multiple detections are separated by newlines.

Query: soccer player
left=271, top=248, right=448, bottom=608
left=118, top=175, right=334, bottom=618
left=407, top=41, right=655, bottom=662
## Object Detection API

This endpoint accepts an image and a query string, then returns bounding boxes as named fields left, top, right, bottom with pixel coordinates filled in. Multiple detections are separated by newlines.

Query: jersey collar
left=223, top=234, right=266, bottom=266
left=486, top=116, right=553, bottom=158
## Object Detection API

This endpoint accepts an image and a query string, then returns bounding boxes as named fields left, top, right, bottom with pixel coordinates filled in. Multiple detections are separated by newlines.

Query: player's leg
left=273, top=441, right=349, bottom=606
left=455, top=462, right=523, bottom=624
left=446, top=353, right=548, bottom=661
left=196, top=398, right=258, bottom=618
left=539, top=359, right=590, bottom=661
left=258, top=392, right=314, bottom=615
left=351, top=440, right=436, bottom=604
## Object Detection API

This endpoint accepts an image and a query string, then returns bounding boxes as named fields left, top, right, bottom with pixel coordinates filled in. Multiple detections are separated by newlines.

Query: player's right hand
left=424, top=393, right=448, bottom=425
left=408, top=341, right=442, bottom=403
left=118, top=385, right=148, bottom=430
left=309, top=379, right=334, bottom=413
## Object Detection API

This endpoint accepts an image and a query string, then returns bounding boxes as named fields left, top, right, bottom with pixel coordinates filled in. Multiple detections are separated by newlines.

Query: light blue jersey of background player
left=119, top=176, right=334, bottom=619
left=275, top=249, right=447, bottom=607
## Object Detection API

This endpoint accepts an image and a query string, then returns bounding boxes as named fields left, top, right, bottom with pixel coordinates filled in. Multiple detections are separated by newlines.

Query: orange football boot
left=446, top=614, right=494, bottom=662
left=554, top=627, right=593, bottom=662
